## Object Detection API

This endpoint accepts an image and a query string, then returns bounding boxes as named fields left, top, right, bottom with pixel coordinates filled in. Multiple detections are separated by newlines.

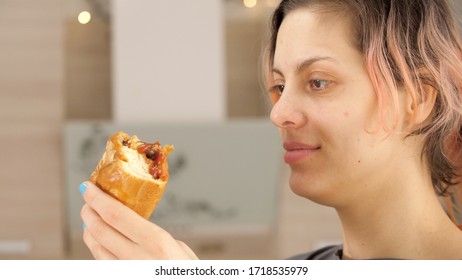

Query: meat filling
left=137, top=142, right=166, bottom=180
left=121, top=138, right=168, bottom=181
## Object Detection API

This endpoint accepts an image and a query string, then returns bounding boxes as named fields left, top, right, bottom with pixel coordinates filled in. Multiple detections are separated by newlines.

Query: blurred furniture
left=0, top=0, right=64, bottom=259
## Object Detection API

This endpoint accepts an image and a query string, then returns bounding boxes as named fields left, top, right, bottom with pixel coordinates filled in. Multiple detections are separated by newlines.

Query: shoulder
left=287, top=244, right=343, bottom=260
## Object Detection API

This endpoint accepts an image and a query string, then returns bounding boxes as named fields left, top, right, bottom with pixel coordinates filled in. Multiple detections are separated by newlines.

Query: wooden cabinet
left=0, top=0, right=64, bottom=259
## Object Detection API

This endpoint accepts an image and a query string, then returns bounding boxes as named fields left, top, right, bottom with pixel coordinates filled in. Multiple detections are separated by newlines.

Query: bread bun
left=90, top=131, right=174, bottom=219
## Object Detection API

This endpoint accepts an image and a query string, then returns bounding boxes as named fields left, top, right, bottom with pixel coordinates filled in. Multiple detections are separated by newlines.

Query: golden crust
left=90, top=131, right=173, bottom=219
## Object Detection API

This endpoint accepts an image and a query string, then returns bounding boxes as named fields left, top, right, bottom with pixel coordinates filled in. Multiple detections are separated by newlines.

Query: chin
left=288, top=172, right=338, bottom=207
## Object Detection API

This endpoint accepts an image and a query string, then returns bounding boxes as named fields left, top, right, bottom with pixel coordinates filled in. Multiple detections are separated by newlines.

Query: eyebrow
left=272, top=56, right=338, bottom=76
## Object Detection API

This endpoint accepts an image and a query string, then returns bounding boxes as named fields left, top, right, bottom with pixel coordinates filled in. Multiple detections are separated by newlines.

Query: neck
left=336, top=170, right=462, bottom=259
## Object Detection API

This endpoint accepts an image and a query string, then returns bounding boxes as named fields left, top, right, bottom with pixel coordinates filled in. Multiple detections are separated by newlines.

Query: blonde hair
left=266, top=0, right=462, bottom=220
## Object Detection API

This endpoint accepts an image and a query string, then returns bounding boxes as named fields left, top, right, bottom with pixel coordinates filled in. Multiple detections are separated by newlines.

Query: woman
left=80, top=0, right=462, bottom=259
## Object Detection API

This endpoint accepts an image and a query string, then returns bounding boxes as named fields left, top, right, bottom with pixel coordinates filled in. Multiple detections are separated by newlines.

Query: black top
left=288, top=244, right=403, bottom=260
left=288, top=245, right=343, bottom=260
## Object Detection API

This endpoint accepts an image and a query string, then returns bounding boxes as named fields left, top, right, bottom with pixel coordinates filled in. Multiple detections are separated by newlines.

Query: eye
left=309, top=79, right=331, bottom=91
left=268, top=84, right=284, bottom=104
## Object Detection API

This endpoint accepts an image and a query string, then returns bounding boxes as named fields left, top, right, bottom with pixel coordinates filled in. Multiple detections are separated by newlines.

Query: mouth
left=283, top=141, right=320, bottom=164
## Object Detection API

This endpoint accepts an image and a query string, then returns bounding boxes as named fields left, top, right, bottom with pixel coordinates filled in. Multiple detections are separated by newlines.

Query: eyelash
left=309, top=79, right=331, bottom=90
left=269, top=84, right=284, bottom=104
left=268, top=79, right=332, bottom=104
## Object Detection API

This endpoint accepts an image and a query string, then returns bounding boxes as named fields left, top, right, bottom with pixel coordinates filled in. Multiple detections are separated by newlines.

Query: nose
left=270, top=89, right=307, bottom=129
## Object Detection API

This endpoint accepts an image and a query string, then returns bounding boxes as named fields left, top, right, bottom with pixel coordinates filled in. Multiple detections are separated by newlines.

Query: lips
left=283, top=141, right=320, bottom=164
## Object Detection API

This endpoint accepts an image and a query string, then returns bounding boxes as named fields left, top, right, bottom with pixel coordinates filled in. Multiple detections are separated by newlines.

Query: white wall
left=112, top=0, right=225, bottom=122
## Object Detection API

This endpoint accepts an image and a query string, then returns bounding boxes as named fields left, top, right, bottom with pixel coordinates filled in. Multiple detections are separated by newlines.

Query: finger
left=81, top=203, right=137, bottom=258
left=83, top=225, right=118, bottom=260
left=81, top=181, right=166, bottom=243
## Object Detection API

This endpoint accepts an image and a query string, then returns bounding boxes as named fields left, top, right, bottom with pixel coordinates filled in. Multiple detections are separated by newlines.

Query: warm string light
left=78, top=11, right=91, bottom=24
left=243, top=0, right=257, bottom=8
left=243, top=0, right=280, bottom=9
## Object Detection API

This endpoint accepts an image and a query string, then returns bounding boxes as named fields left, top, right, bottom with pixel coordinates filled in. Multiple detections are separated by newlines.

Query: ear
left=404, top=83, right=437, bottom=127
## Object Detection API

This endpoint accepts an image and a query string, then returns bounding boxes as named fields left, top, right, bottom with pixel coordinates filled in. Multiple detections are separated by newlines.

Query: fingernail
left=79, top=183, right=87, bottom=195
left=83, top=223, right=87, bottom=230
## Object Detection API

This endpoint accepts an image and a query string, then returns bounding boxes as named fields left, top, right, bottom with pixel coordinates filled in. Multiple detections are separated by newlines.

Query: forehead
left=273, top=8, right=359, bottom=69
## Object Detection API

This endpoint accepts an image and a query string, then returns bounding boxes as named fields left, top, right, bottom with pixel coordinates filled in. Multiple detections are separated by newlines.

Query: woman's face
left=270, top=8, right=409, bottom=207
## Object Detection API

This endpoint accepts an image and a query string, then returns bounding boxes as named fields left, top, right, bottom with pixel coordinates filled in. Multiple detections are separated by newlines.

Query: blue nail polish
left=79, top=183, right=87, bottom=195
left=83, top=223, right=87, bottom=230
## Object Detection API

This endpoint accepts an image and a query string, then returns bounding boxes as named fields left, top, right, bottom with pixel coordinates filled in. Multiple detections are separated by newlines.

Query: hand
left=79, top=181, right=198, bottom=260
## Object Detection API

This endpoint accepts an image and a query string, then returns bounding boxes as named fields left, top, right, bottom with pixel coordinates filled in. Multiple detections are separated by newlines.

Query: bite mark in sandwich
left=90, top=131, right=174, bottom=219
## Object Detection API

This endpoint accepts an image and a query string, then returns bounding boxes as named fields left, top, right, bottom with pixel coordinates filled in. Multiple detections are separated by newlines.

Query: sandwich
left=90, top=131, right=174, bottom=219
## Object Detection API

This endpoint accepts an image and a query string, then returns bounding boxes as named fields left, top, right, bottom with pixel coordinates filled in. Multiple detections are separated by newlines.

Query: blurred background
left=1, top=0, right=461, bottom=260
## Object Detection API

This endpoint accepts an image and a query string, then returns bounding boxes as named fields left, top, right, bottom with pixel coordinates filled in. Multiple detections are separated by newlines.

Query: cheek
left=328, top=111, right=373, bottom=160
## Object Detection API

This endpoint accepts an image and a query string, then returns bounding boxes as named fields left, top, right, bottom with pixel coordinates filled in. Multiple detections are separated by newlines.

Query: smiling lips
left=283, top=141, right=320, bottom=164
